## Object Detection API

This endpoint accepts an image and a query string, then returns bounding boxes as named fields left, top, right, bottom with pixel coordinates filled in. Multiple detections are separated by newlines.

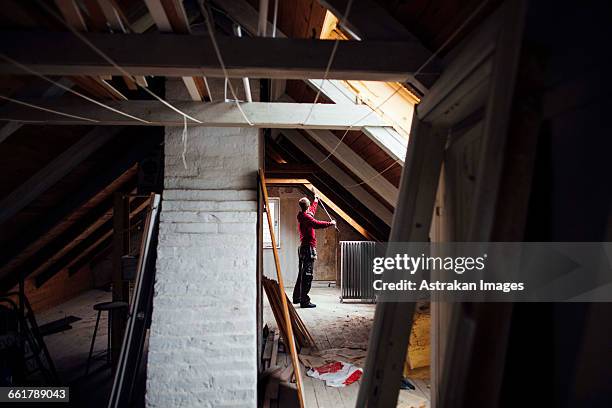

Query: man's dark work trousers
left=293, top=245, right=316, bottom=305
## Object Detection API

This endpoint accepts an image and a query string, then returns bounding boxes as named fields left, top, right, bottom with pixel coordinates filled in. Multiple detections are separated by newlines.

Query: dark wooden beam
left=265, top=163, right=319, bottom=174
left=0, top=135, right=159, bottom=289
left=0, top=30, right=440, bottom=82
left=34, top=220, right=114, bottom=288
left=318, top=0, right=416, bottom=40
left=11, top=191, right=121, bottom=285
left=0, top=127, right=121, bottom=225
left=32, top=197, right=150, bottom=288
left=69, top=242, right=112, bottom=275
left=318, top=0, right=438, bottom=91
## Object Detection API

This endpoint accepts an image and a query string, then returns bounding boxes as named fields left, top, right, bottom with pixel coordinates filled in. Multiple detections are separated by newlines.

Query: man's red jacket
left=297, top=199, right=333, bottom=248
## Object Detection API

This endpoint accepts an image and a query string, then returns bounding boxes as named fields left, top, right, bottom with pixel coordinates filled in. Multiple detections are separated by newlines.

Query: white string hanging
left=302, top=0, right=355, bottom=126
left=35, top=0, right=202, bottom=126
left=0, top=94, right=99, bottom=123
left=0, top=53, right=150, bottom=124
left=317, top=0, right=490, bottom=175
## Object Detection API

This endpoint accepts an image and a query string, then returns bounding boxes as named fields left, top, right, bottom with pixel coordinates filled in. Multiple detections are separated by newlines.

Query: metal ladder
left=0, top=292, right=59, bottom=385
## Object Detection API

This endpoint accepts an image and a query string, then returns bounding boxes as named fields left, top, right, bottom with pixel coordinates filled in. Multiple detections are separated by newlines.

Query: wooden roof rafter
left=266, top=134, right=390, bottom=240
left=33, top=195, right=152, bottom=288
left=144, top=0, right=211, bottom=101
left=54, top=0, right=130, bottom=99
left=0, top=132, right=159, bottom=288
left=0, top=30, right=440, bottom=82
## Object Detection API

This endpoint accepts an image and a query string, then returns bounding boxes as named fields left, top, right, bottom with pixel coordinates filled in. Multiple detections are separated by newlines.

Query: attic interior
left=0, top=0, right=611, bottom=407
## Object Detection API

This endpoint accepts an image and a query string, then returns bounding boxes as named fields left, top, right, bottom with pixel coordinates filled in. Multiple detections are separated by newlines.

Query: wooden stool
left=85, top=301, right=128, bottom=375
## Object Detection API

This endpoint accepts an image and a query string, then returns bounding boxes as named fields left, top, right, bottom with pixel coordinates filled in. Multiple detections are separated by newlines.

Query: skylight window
left=319, top=11, right=420, bottom=141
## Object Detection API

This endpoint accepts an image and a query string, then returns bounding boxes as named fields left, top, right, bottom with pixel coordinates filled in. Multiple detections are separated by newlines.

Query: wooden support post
left=259, top=170, right=306, bottom=408
left=111, top=193, right=130, bottom=371
left=438, top=2, right=529, bottom=406
left=357, top=120, right=446, bottom=407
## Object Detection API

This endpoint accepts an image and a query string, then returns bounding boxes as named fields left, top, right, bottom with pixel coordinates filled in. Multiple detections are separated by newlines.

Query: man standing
left=293, top=194, right=336, bottom=308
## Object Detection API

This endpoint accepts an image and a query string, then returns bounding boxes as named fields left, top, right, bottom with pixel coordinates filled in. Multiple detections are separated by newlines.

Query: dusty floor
left=35, top=289, right=121, bottom=408
left=263, top=284, right=375, bottom=350
left=263, top=284, right=430, bottom=408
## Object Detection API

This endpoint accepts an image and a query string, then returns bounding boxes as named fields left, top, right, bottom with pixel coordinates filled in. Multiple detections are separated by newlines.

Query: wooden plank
left=0, top=127, right=120, bottom=225
left=96, top=0, right=148, bottom=88
left=0, top=100, right=388, bottom=129
left=33, top=201, right=148, bottom=286
left=0, top=31, right=440, bottom=82
left=32, top=197, right=149, bottom=287
left=82, top=0, right=108, bottom=31
left=260, top=170, right=306, bottom=408
left=304, top=128, right=399, bottom=205
left=55, top=0, right=129, bottom=99
left=339, top=381, right=360, bottom=408
left=357, top=120, right=446, bottom=408
left=301, top=372, right=318, bottom=408
left=270, top=330, right=280, bottom=368
left=55, top=0, right=88, bottom=31
left=0, top=160, right=139, bottom=283
left=263, top=330, right=275, bottom=369
left=438, top=2, right=528, bottom=407
left=144, top=0, right=208, bottom=101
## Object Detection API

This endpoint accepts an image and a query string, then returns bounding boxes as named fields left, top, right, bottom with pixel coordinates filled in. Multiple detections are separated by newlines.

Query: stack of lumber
left=263, top=276, right=316, bottom=349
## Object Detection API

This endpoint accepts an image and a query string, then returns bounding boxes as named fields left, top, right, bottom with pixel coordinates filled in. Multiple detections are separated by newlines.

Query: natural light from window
left=319, top=11, right=420, bottom=141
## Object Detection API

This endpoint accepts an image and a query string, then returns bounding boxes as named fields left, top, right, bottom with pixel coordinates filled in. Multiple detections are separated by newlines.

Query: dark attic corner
left=0, top=0, right=610, bottom=407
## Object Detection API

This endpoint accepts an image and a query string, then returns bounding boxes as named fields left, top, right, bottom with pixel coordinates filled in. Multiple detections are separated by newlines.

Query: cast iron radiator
left=340, top=241, right=376, bottom=303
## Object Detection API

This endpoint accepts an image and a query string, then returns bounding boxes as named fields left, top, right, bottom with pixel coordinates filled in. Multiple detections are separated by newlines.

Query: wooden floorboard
left=302, top=368, right=319, bottom=408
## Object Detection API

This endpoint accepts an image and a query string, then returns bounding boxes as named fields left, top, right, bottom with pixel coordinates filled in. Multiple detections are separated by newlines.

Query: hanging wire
left=317, top=0, right=490, bottom=175
left=199, top=0, right=254, bottom=126
left=302, top=0, right=354, bottom=125
left=344, top=158, right=401, bottom=188
left=0, top=53, right=150, bottom=124
left=0, top=94, right=99, bottom=123
left=35, top=0, right=203, bottom=125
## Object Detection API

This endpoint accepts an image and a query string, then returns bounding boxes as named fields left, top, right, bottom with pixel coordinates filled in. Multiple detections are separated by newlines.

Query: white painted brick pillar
left=146, top=81, right=259, bottom=408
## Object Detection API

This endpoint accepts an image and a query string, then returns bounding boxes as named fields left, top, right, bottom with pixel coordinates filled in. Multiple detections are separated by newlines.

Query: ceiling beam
left=265, top=163, right=320, bottom=174
left=0, top=127, right=121, bottom=225
left=54, top=0, right=130, bottom=99
left=279, top=129, right=393, bottom=225
left=0, top=100, right=389, bottom=129
left=265, top=177, right=375, bottom=240
left=217, top=0, right=408, bottom=163
left=34, top=197, right=150, bottom=288
left=317, top=0, right=415, bottom=40
left=303, top=127, right=399, bottom=205
left=0, top=135, right=158, bottom=283
left=269, top=136, right=389, bottom=238
left=0, top=30, right=440, bottom=82
left=144, top=0, right=211, bottom=101
left=317, top=0, right=437, bottom=92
